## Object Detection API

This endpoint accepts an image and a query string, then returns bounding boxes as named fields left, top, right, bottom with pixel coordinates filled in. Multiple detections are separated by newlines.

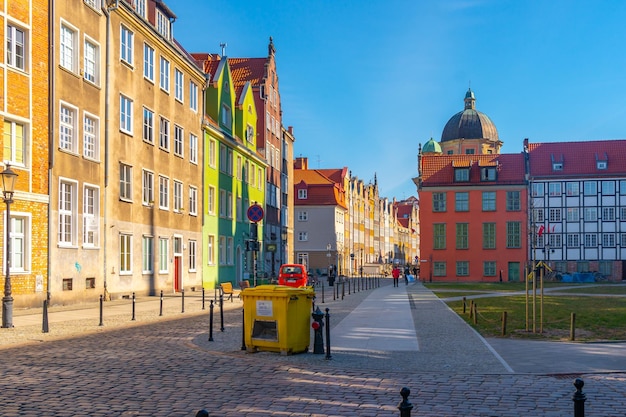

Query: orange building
left=416, top=90, right=527, bottom=282
left=1, top=0, right=50, bottom=308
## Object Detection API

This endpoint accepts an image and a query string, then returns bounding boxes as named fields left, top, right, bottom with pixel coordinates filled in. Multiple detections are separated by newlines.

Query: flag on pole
left=537, top=225, right=545, bottom=237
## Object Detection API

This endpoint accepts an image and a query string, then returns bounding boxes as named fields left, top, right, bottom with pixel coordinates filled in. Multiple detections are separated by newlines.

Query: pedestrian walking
left=392, top=266, right=400, bottom=287
left=404, top=266, right=410, bottom=285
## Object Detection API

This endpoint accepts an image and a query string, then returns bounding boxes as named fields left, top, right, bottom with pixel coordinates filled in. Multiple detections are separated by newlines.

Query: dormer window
left=552, top=162, right=563, bottom=171
left=156, top=10, right=171, bottom=40
left=297, top=189, right=307, bottom=199
left=480, top=167, right=497, bottom=181
left=597, top=161, right=607, bottom=170
left=454, top=168, right=470, bottom=182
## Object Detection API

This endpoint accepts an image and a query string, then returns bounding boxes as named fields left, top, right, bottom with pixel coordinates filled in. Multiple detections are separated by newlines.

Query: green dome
left=422, top=137, right=442, bottom=154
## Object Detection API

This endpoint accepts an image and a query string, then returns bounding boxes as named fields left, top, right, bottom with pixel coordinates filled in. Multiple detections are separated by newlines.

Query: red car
left=277, top=264, right=309, bottom=287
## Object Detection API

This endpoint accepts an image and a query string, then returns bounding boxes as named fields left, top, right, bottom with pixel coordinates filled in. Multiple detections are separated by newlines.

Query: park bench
left=220, top=282, right=234, bottom=302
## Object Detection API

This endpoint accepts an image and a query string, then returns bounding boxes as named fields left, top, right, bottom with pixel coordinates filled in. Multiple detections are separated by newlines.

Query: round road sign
left=247, top=204, right=264, bottom=223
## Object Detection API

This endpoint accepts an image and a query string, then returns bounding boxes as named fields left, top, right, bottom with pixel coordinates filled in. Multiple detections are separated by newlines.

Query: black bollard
left=241, top=308, right=246, bottom=351
left=42, top=300, right=49, bottom=333
left=348, top=278, right=351, bottom=295
left=341, top=280, right=345, bottom=300
left=159, top=290, right=163, bottom=316
left=208, top=300, right=214, bottom=341
left=181, top=288, right=185, bottom=313
left=312, top=306, right=325, bottom=354
left=202, top=287, right=205, bottom=310
left=195, top=410, right=210, bottom=417
left=573, top=378, right=586, bottom=417
left=324, top=308, right=332, bottom=360
left=321, top=282, right=325, bottom=303
left=398, top=387, right=414, bottom=417
left=333, top=282, right=336, bottom=300
left=219, top=294, right=224, bottom=332
left=99, top=294, right=103, bottom=326
left=131, top=292, right=136, bottom=321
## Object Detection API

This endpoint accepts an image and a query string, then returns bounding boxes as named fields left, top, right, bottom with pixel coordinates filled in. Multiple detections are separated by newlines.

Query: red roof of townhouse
left=528, top=139, right=626, bottom=178
left=420, top=153, right=526, bottom=186
left=294, top=168, right=347, bottom=209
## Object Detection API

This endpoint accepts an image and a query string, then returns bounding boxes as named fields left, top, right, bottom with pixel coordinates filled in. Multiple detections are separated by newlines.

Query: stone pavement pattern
left=1, top=280, right=626, bottom=416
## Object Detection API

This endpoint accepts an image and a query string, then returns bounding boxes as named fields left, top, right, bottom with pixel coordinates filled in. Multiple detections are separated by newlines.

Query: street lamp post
left=1, top=164, right=18, bottom=328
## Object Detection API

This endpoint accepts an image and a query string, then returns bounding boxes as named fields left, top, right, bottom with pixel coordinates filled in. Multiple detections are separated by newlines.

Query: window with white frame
left=3, top=120, right=26, bottom=166
left=190, top=81, right=198, bottom=112
left=189, top=133, right=198, bottom=164
left=60, top=22, right=78, bottom=72
left=7, top=24, right=26, bottom=71
left=143, top=107, right=154, bottom=143
left=83, top=37, right=99, bottom=84
left=236, top=156, right=242, bottom=180
left=9, top=216, right=29, bottom=273
left=188, top=240, right=196, bottom=272
left=83, top=185, right=99, bottom=247
left=257, top=167, right=262, bottom=189
left=159, top=117, right=169, bottom=150
left=298, top=189, right=307, bottom=199
left=120, top=163, right=132, bottom=201
left=209, top=140, right=216, bottom=168
left=59, top=103, right=78, bottom=153
left=298, top=232, right=308, bottom=241
left=221, top=104, right=232, bottom=127
left=143, top=43, right=154, bottom=81
left=227, top=149, right=233, bottom=175
left=531, top=183, right=544, bottom=197
left=159, top=175, right=169, bottom=209
left=173, top=180, right=183, bottom=212
left=621, top=233, right=626, bottom=248
left=244, top=160, right=250, bottom=183
left=602, top=233, right=616, bottom=247
left=136, top=0, right=147, bottom=17
left=189, top=186, right=197, bottom=215
left=584, top=233, right=597, bottom=247
left=236, top=196, right=242, bottom=222
left=548, top=183, right=561, bottom=196
left=159, top=56, right=170, bottom=92
left=602, top=181, right=615, bottom=195
left=566, top=182, right=579, bottom=196
left=621, top=207, right=626, bottom=221
left=567, top=234, right=579, bottom=247
left=549, top=208, right=561, bottom=222
left=120, top=233, right=132, bottom=274
left=583, top=181, right=596, bottom=195
left=207, top=235, right=215, bottom=265
left=142, top=169, right=154, bottom=204
left=227, top=237, right=233, bottom=264
left=156, top=9, right=171, bottom=39
left=548, top=233, right=561, bottom=248
left=297, top=253, right=309, bottom=269
left=83, top=112, right=99, bottom=160
left=120, top=25, right=133, bottom=65
left=174, top=68, right=183, bottom=102
left=565, top=207, right=578, bottom=222
left=174, top=125, right=183, bottom=157
left=208, top=186, right=215, bottom=214
left=142, top=235, right=153, bottom=273
left=298, top=211, right=308, bottom=221
left=159, top=237, right=169, bottom=272
left=227, top=192, right=233, bottom=219
left=603, top=207, right=615, bottom=221
left=219, top=189, right=226, bottom=217
left=219, top=145, right=227, bottom=173
left=583, top=207, right=597, bottom=222
left=120, top=94, right=133, bottom=134
left=59, top=180, right=77, bottom=246
left=219, top=236, right=226, bottom=265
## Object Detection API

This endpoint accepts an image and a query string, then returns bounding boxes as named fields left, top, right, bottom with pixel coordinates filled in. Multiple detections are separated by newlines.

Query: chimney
left=294, top=157, right=308, bottom=170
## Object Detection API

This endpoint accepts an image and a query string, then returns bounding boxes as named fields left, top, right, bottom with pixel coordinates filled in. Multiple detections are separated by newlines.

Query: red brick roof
left=294, top=168, right=347, bottom=208
left=420, top=154, right=526, bottom=186
left=229, top=58, right=266, bottom=87
left=528, top=139, right=626, bottom=177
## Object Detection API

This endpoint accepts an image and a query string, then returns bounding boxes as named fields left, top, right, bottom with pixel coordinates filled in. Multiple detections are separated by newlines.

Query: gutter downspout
left=47, top=0, right=55, bottom=304
left=102, top=0, right=119, bottom=300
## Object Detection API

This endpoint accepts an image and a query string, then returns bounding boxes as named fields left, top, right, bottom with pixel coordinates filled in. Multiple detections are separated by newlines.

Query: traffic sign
left=247, top=203, right=264, bottom=223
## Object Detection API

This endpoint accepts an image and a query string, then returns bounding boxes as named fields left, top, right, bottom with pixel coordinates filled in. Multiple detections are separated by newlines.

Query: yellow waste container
left=241, top=284, right=315, bottom=355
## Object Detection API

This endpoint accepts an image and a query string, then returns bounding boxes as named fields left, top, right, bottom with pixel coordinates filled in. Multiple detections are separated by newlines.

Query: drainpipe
left=101, top=0, right=119, bottom=300
left=47, top=0, right=55, bottom=304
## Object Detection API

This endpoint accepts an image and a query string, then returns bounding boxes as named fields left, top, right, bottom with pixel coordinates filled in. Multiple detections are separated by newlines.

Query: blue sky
left=173, top=0, right=626, bottom=200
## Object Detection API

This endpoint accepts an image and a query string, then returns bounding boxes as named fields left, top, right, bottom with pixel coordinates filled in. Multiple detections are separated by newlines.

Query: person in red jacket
left=392, top=266, right=400, bottom=287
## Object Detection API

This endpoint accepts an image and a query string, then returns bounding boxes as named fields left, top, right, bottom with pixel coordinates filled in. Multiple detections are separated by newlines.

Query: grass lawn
left=425, top=282, right=626, bottom=341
